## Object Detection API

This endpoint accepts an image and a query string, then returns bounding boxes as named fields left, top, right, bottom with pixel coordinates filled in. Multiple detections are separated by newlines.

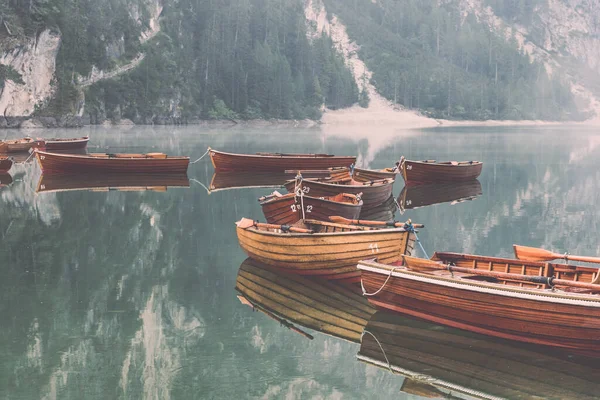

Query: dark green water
left=1, top=126, right=599, bottom=399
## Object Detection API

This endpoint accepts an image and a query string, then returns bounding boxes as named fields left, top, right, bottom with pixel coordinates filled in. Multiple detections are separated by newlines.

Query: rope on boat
left=361, top=330, right=395, bottom=374
left=190, top=147, right=210, bottom=164
left=361, top=267, right=400, bottom=296
left=293, top=173, right=306, bottom=220
left=403, top=221, right=429, bottom=259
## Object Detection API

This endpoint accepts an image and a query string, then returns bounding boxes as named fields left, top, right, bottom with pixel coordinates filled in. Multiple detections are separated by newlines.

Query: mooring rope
left=361, top=329, right=395, bottom=374
left=403, top=221, right=429, bottom=259
left=189, top=178, right=211, bottom=194
left=361, top=267, right=399, bottom=296
left=190, top=147, right=210, bottom=164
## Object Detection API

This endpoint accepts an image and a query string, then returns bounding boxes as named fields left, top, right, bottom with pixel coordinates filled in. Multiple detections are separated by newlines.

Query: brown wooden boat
left=0, top=156, right=13, bottom=172
left=284, top=177, right=394, bottom=207
left=208, top=147, right=356, bottom=172
left=36, top=173, right=190, bottom=193
left=359, top=252, right=600, bottom=353
left=352, top=164, right=399, bottom=182
left=399, top=156, right=483, bottom=185
left=259, top=191, right=362, bottom=225
left=236, top=218, right=417, bottom=282
left=43, top=136, right=89, bottom=150
left=0, top=173, right=12, bottom=187
left=358, top=194, right=396, bottom=222
left=236, top=258, right=376, bottom=343
left=0, top=137, right=45, bottom=153
left=358, top=311, right=600, bottom=400
left=398, top=180, right=482, bottom=210
left=34, top=150, right=189, bottom=174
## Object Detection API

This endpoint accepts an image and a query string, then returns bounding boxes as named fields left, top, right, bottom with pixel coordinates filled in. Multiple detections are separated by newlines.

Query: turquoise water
left=1, top=125, right=599, bottom=399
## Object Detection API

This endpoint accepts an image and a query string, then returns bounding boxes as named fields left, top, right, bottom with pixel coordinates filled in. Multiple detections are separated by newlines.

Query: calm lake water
left=1, top=125, right=600, bottom=399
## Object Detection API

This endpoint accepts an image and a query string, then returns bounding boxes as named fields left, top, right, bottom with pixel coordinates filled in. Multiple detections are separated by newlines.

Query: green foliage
left=323, top=0, right=583, bottom=121
left=208, top=97, right=239, bottom=120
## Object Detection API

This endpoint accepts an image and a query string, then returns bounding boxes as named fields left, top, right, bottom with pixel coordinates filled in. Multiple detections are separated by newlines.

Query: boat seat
left=90, top=153, right=110, bottom=158
left=451, top=161, right=459, bottom=165
left=147, top=153, right=167, bottom=159
left=113, top=154, right=146, bottom=158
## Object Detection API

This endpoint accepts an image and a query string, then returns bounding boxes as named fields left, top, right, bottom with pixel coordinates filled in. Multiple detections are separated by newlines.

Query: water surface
left=1, top=125, right=599, bottom=399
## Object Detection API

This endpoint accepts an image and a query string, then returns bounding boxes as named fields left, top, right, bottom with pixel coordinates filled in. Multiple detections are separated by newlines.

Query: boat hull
left=398, top=180, right=482, bottom=210
left=358, top=311, right=600, bottom=400
left=0, top=157, right=12, bottom=172
left=353, top=167, right=397, bottom=182
left=237, top=226, right=415, bottom=282
left=359, top=259, right=600, bottom=352
left=401, top=159, right=482, bottom=185
left=358, top=195, right=396, bottom=222
left=209, top=148, right=355, bottom=172
left=44, top=136, right=89, bottom=150
left=260, top=193, right=362, bottom=225
left=0, top=138, right=45, bottom=153
left=284, top=178, right=393, bottom=207
left=236, top=258, right=375, bottom=343
left=35, top=150, right=189, bottom=174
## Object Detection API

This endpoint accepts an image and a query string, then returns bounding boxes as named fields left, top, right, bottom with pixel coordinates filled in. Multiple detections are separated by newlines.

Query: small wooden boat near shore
left=358, top=311, right=600, bottom=400
left=209, top=147, right=356, bottom=172
left=236, top=258, right=375, bottom=343
left=260, top=191, right=362, bottom=225
left=398, top=180, right=482, bottom=210
left=34, top=150, right=189, bottom=174
left=36, top=173, right=190, bottom=193
left=359, top=252, right=600, bottom=352
left=0, top=156, right=13, bottom=172
left=399, top=156, right=482, bottom=185
left=0, top=137, right=45, bottom=153
left=43, top=136, right=89, bottom=150
left=236, top=218, right=417, bottom=282
left=352, top=164, right=399, bottom=182
left=284, top=177, right=394, bottom=207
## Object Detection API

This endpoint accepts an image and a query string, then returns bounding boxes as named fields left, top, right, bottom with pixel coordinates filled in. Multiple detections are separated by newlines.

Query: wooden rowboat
left=259, top=191, right=362, bottom=225
left=358, top=311, right=600, bottom=400
left=36, top=173, right=190, bottom=193
left=236, top=218, right=416, bottom=282
left=399, top=156, right=483, bottom=185
left=34, top=150, right=189, bottom=174
left=358, top=194, right=396, bottom=222
left=43, top=136, right=89, bottom=150
left=0, top=156, right=13, bottom=172
left=0, top=137, right=45, bottom=153
left=236, top=258, right=376, bottom=343
left=398, top=180, right=482, bottom=210
left=208, top=147, right=356, bottom=172
left=284, top=177, right=394, bottom=207
left=352, top=164, right=399, bottom=182
left=359, top=252, right=600, bottom=353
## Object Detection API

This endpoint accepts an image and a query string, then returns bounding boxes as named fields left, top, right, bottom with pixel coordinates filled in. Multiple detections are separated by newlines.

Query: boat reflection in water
left=208, top=170, right=337, bottom=193
left=358, top=311, right=600, bottom=400
left=235, top=258, right=375, bottom=343
left=0, top=173, right=12, bottom=188
left=358, top=194, right=397, bottom=222
left=398, top=179, right=482, bottom=211
left=36, top=173, right=190, bottom=193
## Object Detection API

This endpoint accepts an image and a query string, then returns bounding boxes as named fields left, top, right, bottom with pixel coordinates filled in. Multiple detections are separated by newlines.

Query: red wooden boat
left=34, top=150, right=189, bottom=174
left=358, top=311, right=600, bottom=400
left=36, top=173, right=190, bottom=193
left=358, top=252, right=600, bottom=353
left=0, top=137, right=45, bottom=153
left=358, top=194, right=397, bottom=222
left=236, top=258, right=375, bottom=343
left=236, top=218, right=417, bottom=282
left=284, top=177, right=394, bottom=207
left=43, top=136, right=89, bottom=150
left=0, top=156, right=12, bottom=172
left=398, top=180, right=482, bottom=210
left=399, top=156, right=482, bottom=185
left=208, top=147, right=356, bottom=172
left=259, top=191, right=362, bottom=225
left=352, top=164, right=399, bottom=182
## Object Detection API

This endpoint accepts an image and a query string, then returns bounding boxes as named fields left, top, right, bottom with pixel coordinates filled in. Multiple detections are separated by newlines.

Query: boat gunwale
left=403, top=159, right=483, bottom=168
left=44, top=136, right=89, bottom=144
left=237, top=224, right=409, bottom=238
left=358, top=260, right=600, bottom=304
left=209, top=147, right=355, bottom=160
